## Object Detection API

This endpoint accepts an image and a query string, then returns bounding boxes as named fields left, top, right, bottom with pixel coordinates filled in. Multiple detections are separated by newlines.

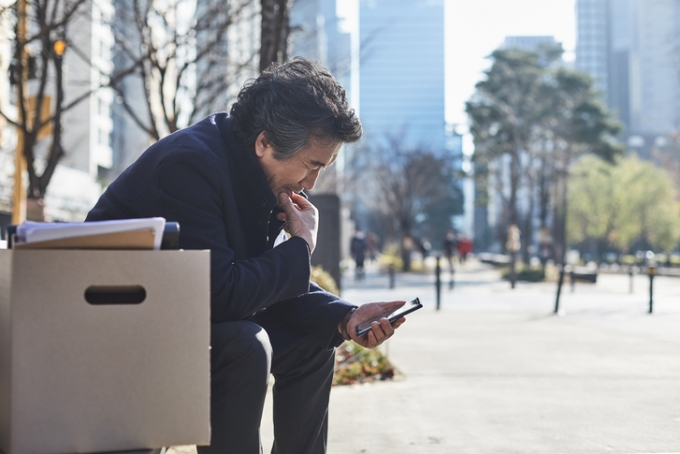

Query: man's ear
left=254, top=131, right=271, bottom=158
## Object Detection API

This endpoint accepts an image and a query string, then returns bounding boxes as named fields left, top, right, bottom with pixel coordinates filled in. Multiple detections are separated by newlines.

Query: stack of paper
left=14, top=218, right=167, bottom=250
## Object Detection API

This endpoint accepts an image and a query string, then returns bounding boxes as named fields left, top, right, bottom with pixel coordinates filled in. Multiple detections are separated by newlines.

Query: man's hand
left=277, top=193, right=319, bottom=253
left=345, top=301, right=406, bottom=349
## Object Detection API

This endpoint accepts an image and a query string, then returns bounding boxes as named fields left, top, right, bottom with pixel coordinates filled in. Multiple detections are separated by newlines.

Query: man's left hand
left=345, top=301, right=406, bottom=349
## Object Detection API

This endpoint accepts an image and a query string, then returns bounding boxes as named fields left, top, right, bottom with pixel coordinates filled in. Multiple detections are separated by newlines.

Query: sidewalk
left=170, top=260, right=680, bottom=454
left=263, top=260, right=680, bottom=453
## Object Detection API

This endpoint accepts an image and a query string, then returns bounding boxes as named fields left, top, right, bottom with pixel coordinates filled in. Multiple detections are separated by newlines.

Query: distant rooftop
left=502, top=35, right=557, bottom=51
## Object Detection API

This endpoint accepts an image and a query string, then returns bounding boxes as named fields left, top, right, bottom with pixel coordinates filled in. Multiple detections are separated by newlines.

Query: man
left=87, top=58, right=406, bottom=454
left=350, top=229, right=368, bottom=280
left=442, top=230, right=458, bottom=273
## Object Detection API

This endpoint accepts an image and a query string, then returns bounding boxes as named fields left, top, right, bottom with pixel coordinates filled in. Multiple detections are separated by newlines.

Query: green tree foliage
left=568, top=155, right=680, bottom=254
left=466, top=45, right=623, bottom=282
left=466, top=48, right=545, bottom=227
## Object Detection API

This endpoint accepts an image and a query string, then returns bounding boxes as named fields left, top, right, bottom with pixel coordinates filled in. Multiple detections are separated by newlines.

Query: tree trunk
left=260, top=0, right=291, bottom=72
left=508, top=148, right=521, bottom=289
left=522, top=199, right=534, bottom=266
left=553, top=174, right=568, bottom=267
left=538, top=157, right=551, bottom=270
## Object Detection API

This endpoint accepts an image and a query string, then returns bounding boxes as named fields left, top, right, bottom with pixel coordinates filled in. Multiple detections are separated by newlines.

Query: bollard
left=570, top=269, right=575, bottom=293
left=629, top=266, right=634, bottom=294
left=435, top=256, right=442, bottom=310
left=554, top=266, right=565, bottom=314
left=648, top=265, right=655, bottom=313
left=449, top=260, right=454, bottom=290
left=388, top=265, right=395, bottom=289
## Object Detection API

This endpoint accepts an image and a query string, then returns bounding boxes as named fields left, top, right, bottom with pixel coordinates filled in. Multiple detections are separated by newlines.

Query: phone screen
left=355, top=297, right=422, bottom=337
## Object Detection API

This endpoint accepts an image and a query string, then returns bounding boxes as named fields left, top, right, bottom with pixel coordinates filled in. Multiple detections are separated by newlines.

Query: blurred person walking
left=350, top=230, right=368, bottom=280
left=442, top=230, right=458, bottom=272
left=458, top=236, right=473, bottom=264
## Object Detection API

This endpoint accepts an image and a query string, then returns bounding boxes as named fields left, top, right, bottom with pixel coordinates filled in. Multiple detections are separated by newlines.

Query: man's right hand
left=277, top=193, right=319, bottom=253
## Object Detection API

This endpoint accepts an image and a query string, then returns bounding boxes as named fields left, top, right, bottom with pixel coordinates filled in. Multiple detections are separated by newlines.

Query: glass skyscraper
left=358, top=0, right=446, bottom=154
left=576, top=0, right=680, bottom=142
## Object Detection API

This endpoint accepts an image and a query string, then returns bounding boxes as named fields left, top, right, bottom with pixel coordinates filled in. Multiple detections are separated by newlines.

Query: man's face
left=254, top=131, right=341, bottom=198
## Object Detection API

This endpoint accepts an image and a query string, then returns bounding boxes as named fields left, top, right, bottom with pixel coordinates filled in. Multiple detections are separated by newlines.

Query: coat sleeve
left=262, top=282, right=356, bottom=349
left=155, top=153, right=312, bottom=322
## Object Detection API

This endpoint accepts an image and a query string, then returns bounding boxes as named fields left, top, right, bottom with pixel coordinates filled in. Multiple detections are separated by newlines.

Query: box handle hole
left=85, top=285, right=147, bottom=305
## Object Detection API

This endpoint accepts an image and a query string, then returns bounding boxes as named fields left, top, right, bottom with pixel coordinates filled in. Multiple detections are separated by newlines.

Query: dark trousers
left=196, top=320, right=336, bottom=454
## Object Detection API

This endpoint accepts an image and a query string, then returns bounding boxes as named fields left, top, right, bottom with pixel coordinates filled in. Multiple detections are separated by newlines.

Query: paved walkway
left=264, top=260, right=680, bottom=453
left=176, top=260, right=680, bottom=453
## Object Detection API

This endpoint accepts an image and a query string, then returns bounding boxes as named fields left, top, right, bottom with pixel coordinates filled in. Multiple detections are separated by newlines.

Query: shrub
left=311, top=266, right=398, bottom=386
left=501, top=266, right=546, bottom=282
left=310, top=265, right=340, bottom=295
left=377, top=244, right=403, bottom=273
left=333, top=342, right=397, bottom=386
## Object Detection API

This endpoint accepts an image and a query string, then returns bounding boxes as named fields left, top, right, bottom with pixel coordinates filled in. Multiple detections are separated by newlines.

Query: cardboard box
left=0, top=250, right=211, bottom=454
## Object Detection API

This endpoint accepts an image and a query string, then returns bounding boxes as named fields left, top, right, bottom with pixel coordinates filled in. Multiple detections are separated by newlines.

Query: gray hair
left=230, top=58, right=362, bottom=159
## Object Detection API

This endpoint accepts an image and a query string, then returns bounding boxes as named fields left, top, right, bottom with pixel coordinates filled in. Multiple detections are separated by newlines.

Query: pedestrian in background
left=350, top=230, right=368, bottom=280
left=365, top=231, right=380, bottom=261
left=443, top=230, right=458, bottom=272
left=458, top=235, right=473, bottom=264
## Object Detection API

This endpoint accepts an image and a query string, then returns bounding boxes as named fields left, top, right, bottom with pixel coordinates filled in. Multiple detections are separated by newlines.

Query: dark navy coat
left=87, top=113, right=353, bottom=349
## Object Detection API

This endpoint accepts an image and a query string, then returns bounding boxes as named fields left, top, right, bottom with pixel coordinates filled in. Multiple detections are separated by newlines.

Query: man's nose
left=300, top=169, right=320, bottom=191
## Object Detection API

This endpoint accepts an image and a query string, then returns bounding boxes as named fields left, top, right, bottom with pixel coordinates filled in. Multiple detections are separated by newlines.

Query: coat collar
left=218, top=114, right=309, bottom=209
left=218, top=114, right=278, bottom=212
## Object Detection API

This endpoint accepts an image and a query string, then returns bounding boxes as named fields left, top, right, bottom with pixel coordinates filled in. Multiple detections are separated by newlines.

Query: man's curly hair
left=230, top=58, right=362, bottom=159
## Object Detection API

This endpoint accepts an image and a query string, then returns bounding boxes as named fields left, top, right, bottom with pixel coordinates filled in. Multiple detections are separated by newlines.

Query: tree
left=546, top=69, right=623, bottom=266
left=466, top=48, right=548, bottom=288
left=568, top=154, right=680, bottom=256
left=100, top=0, right=258, bottom=143
left=467, top=47, right=623, bottom=289
left=1, top=0, right=94, bottom=219
left=359, top=133, right=462, bottom=271
left=259, top=0, right=290, bottom=72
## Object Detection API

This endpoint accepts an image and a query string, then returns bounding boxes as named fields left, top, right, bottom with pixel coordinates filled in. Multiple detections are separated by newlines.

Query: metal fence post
left=435, top=255, right=442, bottom=311
left=629, top=266, right=634, bottom=294
left=389, top=265, right=395, bottom=289
left=648, top=265, right=655, bottom=314
left=554, top=266, right=565, bottom=314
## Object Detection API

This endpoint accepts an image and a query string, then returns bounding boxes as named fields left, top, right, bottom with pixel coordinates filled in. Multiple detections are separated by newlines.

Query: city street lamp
left=50, top=37, right=66, bottom=199
left=53, top=40, right=66, bottom=57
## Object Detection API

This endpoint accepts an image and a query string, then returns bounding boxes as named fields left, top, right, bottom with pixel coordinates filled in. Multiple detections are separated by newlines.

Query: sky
left=336, top=0, right=577, bottom=144
left=445, top=0, right=577, bottom=127
left=338, top=0, right=577, bottom=133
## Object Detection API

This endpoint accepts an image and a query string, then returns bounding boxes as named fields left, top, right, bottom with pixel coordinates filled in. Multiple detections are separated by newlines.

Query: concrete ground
left=268, top=260, right=680, bottom=453
left=176, top=260, right=680, bottom=454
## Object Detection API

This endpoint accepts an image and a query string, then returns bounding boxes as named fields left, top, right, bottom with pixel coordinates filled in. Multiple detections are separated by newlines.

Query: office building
left=289, top=0, right=356, bottom=193
left=576, top=0, right=680, bottom=152
left=358, top=0, right=446, bottom=154
left=502, top=35, right=557, bottom=52
left=290, top=0, right=354, bottom=90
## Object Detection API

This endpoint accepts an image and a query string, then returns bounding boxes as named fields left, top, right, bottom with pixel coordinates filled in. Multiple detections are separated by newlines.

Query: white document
left=16, top=218, right=167, bottom=250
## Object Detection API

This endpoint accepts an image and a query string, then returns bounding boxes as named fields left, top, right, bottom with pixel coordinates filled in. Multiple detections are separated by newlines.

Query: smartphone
left=355, top=297, right=423, bottom=337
